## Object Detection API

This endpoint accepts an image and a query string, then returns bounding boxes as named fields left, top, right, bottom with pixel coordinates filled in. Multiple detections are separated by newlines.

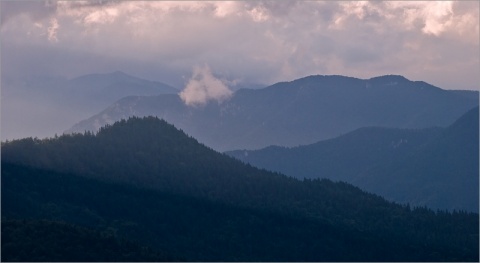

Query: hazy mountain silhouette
left=1, top=71, right=178, bottom=141
left=67, top=74, right=478, bottom=151
left=227, top=107, right=479, bottom=212
left=64, top=71, right=178, bottom=112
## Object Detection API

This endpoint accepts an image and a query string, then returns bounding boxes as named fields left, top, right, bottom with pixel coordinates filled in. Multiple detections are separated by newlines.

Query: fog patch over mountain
left=180, top=65, right=233, bottom=106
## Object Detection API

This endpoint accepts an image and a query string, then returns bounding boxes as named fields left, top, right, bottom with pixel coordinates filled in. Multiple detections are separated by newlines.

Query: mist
left=180, top=65, right=233, bottom=106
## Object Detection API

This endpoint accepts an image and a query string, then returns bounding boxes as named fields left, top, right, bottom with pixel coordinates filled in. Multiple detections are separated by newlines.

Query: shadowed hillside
left=2, top=116, right=478, bottom=261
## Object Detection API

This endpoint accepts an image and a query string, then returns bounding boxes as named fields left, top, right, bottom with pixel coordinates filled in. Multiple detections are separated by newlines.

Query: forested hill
left=227, top=106, right=479, bottom=212
left=2, top=116, right=479, bottom=261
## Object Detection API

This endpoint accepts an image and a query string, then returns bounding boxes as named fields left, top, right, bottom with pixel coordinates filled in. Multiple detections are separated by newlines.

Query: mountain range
left=3, top=72, right=479, bottom=261
left=2, top=117, right=478, bottom=261
left=67, top=74, right=478, bottom=151
left=227, top=106, right=479, bottom=212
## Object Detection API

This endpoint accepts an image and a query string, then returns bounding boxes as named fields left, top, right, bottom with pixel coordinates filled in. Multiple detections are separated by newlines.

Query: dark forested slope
left=2, top=117, right=479, bottom=261
left=1, top=219, right=176, bottom=262
left=6, top=163, right=470, bottom=262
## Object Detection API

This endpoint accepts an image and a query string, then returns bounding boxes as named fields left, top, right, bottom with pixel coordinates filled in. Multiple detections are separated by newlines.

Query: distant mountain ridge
left=69, top=71, right=177, bottom=94
left=67, top=74, right=479, bottom=151
left=1, top=71, right=178, bottom=141
left=356, top=106, right=479, bottom=212
left=64, top=71, right=178, bottom=111
left=227, top=107, right=480, bottom=212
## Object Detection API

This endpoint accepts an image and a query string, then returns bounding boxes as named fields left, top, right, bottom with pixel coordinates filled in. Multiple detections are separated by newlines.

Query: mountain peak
left=294, top=74, right=409, bottom=84
left=111, top=70, right=127, bottom=75
left=446, top=106, right=479, bottom=135
left=96, top=116, right=190, bottom=144
left=282, top=74, right=413, bottom=89
left=108, top=70, right=130, bottom=78
left=100, top=116, right=173, bottom=131
left=368, top=75, right=409, bottom=83
left=293, top=74, right=361, bottom=83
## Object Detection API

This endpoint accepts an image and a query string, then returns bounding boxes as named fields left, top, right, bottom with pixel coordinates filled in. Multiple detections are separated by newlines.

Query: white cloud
left=248, top=6, right=270, bottom=22
left=422, top=1, right=453, bottom=35
left=0, top=1, right=57, bottom=26
left=47, top=18, right=59, bottom=42
left=83, top=7, right=119, bottom=25
left=179, top=65, right=233, bottom=106
left=385, top=1, right=455, bottom=36
left=213, top=1, right=242, bottom=18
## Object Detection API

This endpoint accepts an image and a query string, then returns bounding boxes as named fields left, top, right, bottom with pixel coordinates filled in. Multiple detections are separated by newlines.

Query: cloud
left=180, top=65, right=233, bottom=106
left=382, top=1, right=455, bottom=36
left=0, top=1, right=57, bottom=26
left=1, top=1, right=478, bottom=90
left=47, top=18, right=59, bottom=42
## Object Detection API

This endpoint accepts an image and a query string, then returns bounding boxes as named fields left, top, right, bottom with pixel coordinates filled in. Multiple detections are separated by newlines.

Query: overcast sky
left=1, top=0, right=479, bottom=90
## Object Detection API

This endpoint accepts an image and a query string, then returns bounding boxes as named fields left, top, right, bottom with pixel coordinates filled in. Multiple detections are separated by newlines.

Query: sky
left=1, top=1, right=479, bottom=140
left=1, top=1, right=479, bottom=89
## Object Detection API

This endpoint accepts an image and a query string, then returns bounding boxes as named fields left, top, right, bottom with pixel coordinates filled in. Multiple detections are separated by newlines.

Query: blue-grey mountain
left=227, top=107, right=479, bottom=212
left=67, top=75, right=478, bottom=151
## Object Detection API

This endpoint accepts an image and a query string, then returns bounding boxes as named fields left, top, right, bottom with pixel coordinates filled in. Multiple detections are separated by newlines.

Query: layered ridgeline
left=53, top=71, right=178, bottom=122
left=2, top=117, right=479, bottom=261
left=67, top=75, right=478, bottom=151
left=228, top=107, right=479, bottom=213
